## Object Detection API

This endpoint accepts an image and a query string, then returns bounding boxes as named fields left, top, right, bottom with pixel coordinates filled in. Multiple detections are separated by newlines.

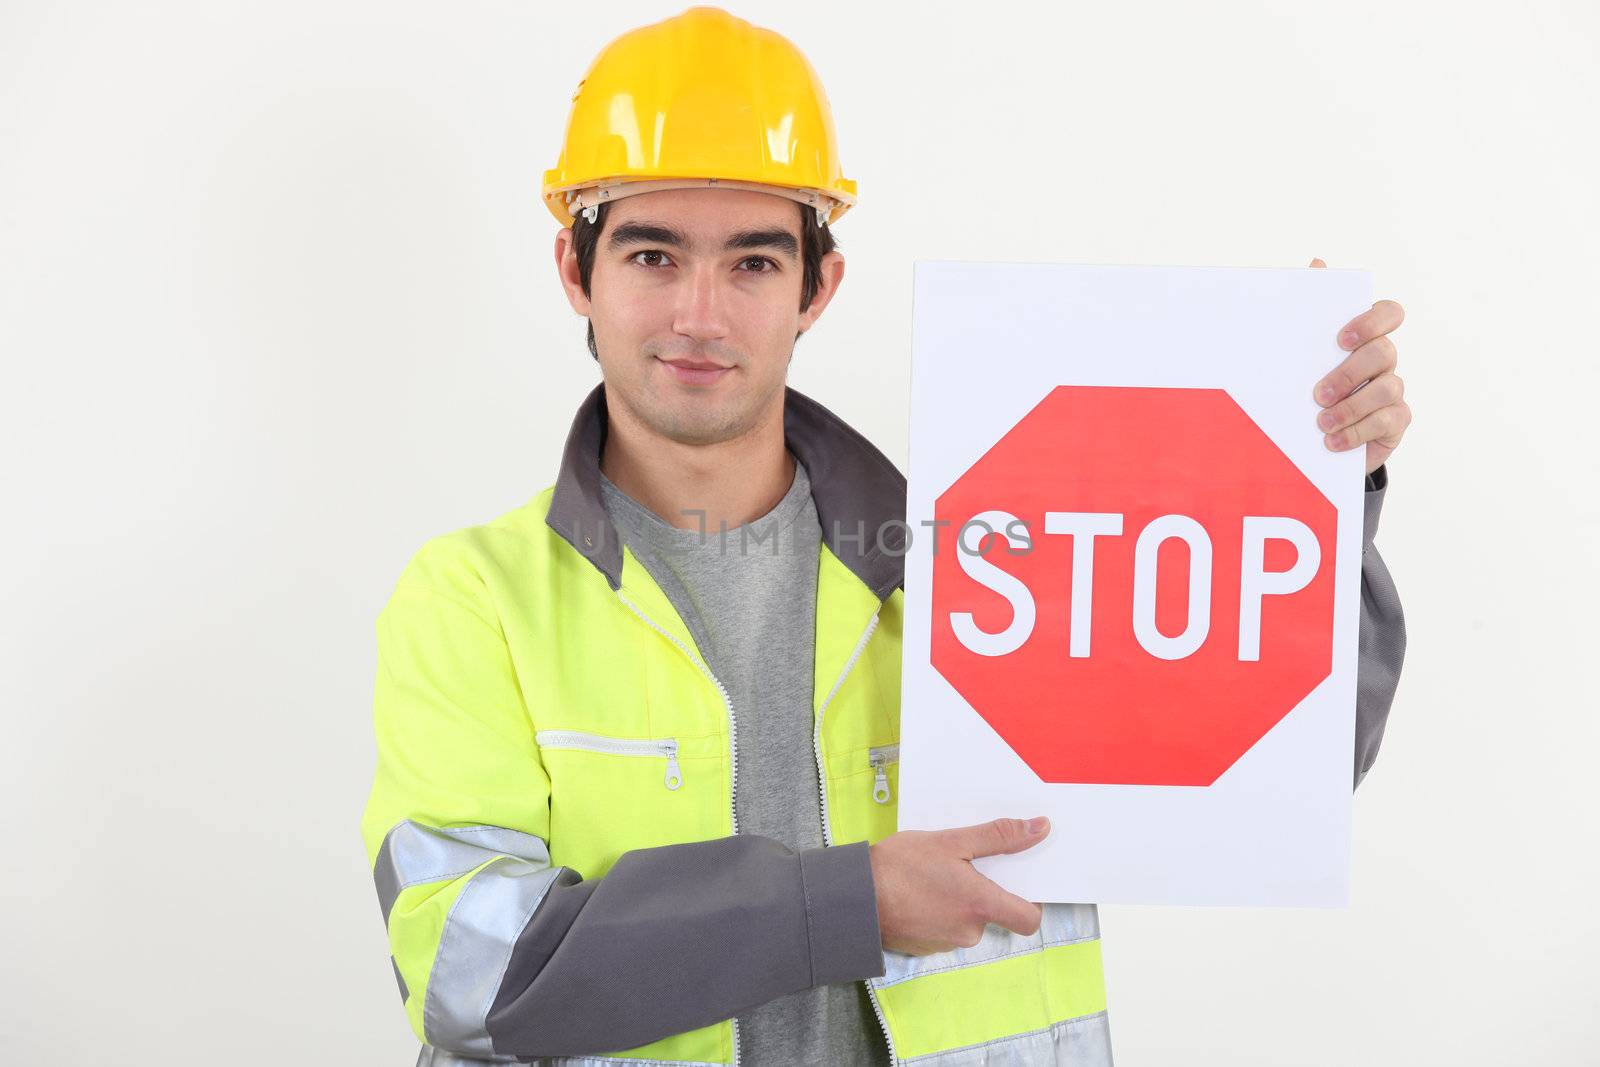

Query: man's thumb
left=1309, top=257, right=1327, bottom=268
left=954, top=816, right=1051, bottom=859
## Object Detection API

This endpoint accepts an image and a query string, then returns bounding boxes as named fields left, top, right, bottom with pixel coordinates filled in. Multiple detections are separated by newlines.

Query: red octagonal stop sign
left=930, top=385, right=1338, bottom=786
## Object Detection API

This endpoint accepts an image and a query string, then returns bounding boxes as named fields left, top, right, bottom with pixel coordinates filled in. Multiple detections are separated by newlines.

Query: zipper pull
left=662, top=740, right=683, bottom=791
left=870, top=753, right=891, bottom=804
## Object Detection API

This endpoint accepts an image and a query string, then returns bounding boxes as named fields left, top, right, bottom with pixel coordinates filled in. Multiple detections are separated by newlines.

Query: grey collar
left=545, top=383, right=907, bottom=601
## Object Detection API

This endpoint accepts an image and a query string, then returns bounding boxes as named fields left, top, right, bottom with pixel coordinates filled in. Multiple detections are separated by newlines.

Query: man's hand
left=1309, top=258, right=1412, bottom=475
left=869, top=816, right=1050, bottom=956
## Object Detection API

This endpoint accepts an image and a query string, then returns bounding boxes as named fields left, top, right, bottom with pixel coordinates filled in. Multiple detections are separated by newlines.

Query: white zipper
left=535, top=729, right=683, bottom=790
left=615, top=588, right=742, bottom=1067
left=811, top=610, right=898, bottom=1066
left=868, top=744, right=899, bottom=805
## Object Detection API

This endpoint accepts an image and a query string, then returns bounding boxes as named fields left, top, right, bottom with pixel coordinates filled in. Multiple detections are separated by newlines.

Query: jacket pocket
left=535, top=729, right=683, bottom=790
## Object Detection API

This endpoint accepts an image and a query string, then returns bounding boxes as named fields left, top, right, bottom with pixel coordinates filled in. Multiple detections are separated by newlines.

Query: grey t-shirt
left=598, top=455, right=888, bottom=1067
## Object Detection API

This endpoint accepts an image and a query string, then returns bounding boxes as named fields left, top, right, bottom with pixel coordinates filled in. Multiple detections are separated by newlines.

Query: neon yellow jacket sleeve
left=360, top=538, right=561, bottom=1052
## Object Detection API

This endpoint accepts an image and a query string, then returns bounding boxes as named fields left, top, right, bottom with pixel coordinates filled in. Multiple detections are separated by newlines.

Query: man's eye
left=632, top=250, right=670, bottom=268
left=738, top=256, right=776, bottom=273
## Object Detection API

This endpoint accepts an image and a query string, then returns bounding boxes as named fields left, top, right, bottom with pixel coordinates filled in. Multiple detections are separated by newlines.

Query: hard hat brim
left=542, top=175, right=855, bottom=228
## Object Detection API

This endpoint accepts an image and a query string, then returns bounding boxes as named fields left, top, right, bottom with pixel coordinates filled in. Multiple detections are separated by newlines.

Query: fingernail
left=1027, top=816, right=1050, bottom=834
left=1326, top=432, right=1345, bottom=450
left=1317, top=383, right=1338, bottom=404
left=1318, top=410, right=1338, bottom=431
left=1339, top=329, right=1360, bottom=349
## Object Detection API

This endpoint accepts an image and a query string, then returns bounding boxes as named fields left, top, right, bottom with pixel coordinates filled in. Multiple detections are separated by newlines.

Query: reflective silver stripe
left=414, top=1043, right=519, bottom=1065
left=392, top=956, right=409, bottom=1002
left=423, top=854, right=566, bottom=1056
left=901, top=1011, right=1112, bottom=1066
left=374, top=821, right=551, bottom=925
left=415, top=1048, right=721, bottom=1067
left=878, top=902, right=1101, bottom=988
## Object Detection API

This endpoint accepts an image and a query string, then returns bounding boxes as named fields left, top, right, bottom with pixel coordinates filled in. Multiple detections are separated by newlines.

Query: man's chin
left=657, top=412, right=747, bottom=448
left=609, top=364, right=779, bottom=447
left=623, top=389, right=741, bottom=447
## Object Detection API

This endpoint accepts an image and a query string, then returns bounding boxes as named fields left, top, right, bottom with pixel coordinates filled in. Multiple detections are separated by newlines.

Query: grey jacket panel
left=482, top=836, right=882, bottom=1059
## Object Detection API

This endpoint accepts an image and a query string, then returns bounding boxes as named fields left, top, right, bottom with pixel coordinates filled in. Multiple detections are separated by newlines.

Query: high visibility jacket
left=361, top=383, right=1404, bottom=1066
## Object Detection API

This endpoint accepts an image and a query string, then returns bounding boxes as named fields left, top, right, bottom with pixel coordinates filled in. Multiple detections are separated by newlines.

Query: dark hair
left=570, top=199, right=838, bottom=360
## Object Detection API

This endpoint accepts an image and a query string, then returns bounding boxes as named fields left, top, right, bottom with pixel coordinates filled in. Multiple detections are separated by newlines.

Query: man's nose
left=672, top=264, right=731, bottom=343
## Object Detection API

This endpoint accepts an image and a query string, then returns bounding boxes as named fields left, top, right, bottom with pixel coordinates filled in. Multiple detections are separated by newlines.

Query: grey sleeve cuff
left=799, top=841, right=887, bottom=985
left=1353, top=462, right=1406, bottom=790
left=1362, top=462, right=1388, bottom=544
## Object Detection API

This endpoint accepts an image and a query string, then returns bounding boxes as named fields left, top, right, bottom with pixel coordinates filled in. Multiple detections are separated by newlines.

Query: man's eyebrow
left=607, top=222, right=690, bottom=250
left=724, top=228, right=799, bottom=259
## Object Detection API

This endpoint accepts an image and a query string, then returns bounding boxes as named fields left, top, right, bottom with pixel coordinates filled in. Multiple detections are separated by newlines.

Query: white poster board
left=898, top=262, right=1371, bottom=907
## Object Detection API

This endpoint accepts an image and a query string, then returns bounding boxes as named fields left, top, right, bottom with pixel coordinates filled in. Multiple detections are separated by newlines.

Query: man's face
left=557, top=187, right=843, bottom=446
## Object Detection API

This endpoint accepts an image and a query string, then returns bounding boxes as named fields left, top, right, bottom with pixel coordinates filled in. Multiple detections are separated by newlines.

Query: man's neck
left=599, top=383, right=796, bottom=533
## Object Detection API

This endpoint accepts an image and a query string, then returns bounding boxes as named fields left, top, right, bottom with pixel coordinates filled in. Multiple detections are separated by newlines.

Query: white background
left=2, top=1, right=1595, bottom=1063
left=899, top=264, right=1369, bottom=907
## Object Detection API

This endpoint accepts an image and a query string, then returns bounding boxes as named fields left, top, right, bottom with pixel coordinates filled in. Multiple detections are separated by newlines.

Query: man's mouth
left=657, top=356, right=733, bottom=386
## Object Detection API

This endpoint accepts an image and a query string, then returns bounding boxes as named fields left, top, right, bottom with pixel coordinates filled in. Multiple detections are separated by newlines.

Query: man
left=360, top=8, right=1410, bottom=1066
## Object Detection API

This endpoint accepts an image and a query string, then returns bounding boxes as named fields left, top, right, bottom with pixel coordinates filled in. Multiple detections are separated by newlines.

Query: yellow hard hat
left=541, top=6, right=857, bottom=228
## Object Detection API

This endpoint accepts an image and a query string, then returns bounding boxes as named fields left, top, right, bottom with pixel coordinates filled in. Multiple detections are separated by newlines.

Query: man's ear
left=798, top=249, right=846, bottom=333
left=554, top=227, right=592, bottom=315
